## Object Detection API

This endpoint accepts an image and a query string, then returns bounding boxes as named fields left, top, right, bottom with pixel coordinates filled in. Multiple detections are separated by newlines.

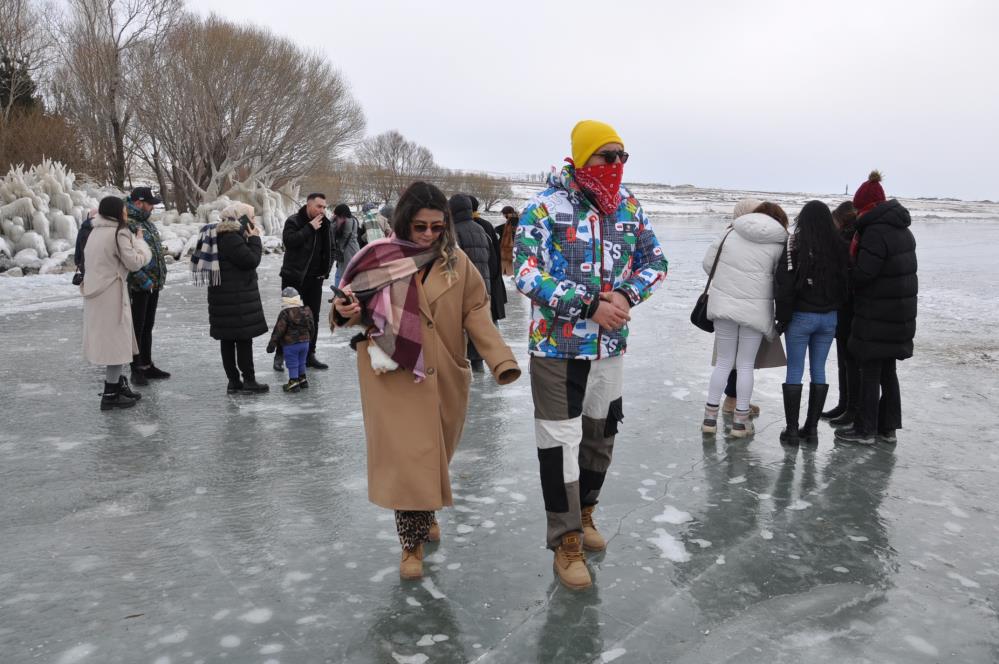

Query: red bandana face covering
left=573, top=161, right=624, bottom=216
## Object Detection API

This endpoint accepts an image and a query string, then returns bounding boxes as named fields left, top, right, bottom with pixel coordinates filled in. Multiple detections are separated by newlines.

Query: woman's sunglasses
left=593, top=150, right=629, bottom=164
left=411, top=222, right=446, bottom=235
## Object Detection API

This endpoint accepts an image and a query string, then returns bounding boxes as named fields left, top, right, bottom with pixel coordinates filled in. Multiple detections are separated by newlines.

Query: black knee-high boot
left=780, top=383, right=803, bottom=444
left=801, top=383, right=829, bottom=442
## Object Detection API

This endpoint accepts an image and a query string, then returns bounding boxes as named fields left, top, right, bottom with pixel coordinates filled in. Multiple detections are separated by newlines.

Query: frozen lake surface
left=1, top=210, right=998, bottom=663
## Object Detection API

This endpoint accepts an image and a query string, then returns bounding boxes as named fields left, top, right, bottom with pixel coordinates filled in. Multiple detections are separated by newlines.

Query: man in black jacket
left=448, top=194, right=493, bottom=372
left=469, top=196, right=507, bottom=323
left=276, top=193, right=333, bottom=371
left=836, top=172, right=917, bottom=446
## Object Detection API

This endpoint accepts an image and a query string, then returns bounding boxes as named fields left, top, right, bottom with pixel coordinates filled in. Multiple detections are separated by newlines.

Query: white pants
left=708, top=320, right=763, bottom=412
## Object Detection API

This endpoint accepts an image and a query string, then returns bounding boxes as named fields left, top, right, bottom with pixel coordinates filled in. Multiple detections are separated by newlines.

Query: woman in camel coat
left=333, top=181, right=520, bottom=580
left=81, top=196, right=153, bottom=410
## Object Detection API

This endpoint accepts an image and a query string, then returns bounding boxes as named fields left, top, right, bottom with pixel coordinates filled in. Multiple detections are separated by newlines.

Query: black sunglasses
left=593, top=150, right=629, bottom=164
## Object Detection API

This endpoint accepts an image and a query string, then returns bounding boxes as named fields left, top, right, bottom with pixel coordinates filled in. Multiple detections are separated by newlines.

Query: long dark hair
left=392, top=181, right=458, bottom=279
left=832, top=201, right=857, bottom=232
left=99, top=196, right=127, bottom=228
left=793, top=200, right=847, bottom=299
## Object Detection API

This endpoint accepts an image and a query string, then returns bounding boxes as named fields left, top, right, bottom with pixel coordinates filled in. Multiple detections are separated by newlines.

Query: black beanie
left=99, top=196, right=126, bottom=221
left=448, top=194, right=473, bottom=222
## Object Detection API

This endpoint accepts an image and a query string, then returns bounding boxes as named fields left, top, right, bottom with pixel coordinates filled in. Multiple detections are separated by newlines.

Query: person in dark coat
left=836, top=171, right=917, bottom=446
left=277, top=193, right=334, bottom=371
left=497, top=205, right=519, bottom=276
left=197, top=203, right=270, bottom=394
left=448, top=194, right=493, bottom=372
left=469, top=195, right=507, bottom=322
left=823, top=201, right=860, bottom=424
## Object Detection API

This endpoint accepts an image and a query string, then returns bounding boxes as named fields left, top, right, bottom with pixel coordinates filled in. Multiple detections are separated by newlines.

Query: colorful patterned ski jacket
left=125, top=201, right=167, bottom=292
left=514, top=164, right=668, bottom=360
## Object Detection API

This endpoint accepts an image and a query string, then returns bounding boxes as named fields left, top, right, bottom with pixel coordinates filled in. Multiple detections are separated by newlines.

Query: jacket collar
left=856, top=199, right=910, bottom=230
left=416, top=258, right=455, bottom=319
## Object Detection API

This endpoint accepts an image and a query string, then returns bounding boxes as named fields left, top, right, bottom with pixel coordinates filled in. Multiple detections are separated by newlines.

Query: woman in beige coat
left=333, top=181, right=521, bottom=580
left=81, top=196, right=153, bottom=411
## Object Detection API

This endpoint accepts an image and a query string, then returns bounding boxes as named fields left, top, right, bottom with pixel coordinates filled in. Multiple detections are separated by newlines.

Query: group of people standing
left=699, top=170, right=918, bottom=447
left=78, top=119, right=915, bottom=593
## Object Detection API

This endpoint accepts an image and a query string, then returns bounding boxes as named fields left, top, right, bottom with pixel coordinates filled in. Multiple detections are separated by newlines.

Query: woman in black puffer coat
left=836, top=177, right=917, bottom=445
left=205, top=204, right=270, bottom=393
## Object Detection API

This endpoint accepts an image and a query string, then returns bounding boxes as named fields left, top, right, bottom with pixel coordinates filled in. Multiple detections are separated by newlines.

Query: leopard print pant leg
left=395, top=510, right=433, bottom=551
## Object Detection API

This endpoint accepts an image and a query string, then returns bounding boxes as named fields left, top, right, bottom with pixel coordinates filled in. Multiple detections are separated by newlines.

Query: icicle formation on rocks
left=0, top=161, right=296, bottom=276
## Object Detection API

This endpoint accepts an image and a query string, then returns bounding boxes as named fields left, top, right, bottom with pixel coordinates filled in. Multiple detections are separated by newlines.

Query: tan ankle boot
left=400, top=543, right=423, bottom=579
left=581, top=505, right=606, bottom=551
left=723, top=396, right=760, bottom=416
left=427, top=517, right=441, bottom=543
left=553, top=533, right=592, bottom=590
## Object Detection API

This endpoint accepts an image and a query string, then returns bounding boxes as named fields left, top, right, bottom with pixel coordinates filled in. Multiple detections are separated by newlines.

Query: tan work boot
left=400, top=543, right=423, bottom=580
left=553, top=533, right=592, bottom=590
left=580, top=505, right=606, bottom=551
left=427, top=516, right=441, bottom=543
left=722, top=396, right=760, bottom=416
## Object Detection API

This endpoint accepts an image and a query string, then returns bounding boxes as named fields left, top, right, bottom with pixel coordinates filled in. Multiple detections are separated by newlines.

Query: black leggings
left=220, top=339, right=255, bottom=382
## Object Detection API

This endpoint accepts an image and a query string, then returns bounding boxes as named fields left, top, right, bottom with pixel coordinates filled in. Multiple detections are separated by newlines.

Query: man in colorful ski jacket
left=125, top=187, right=170, bottom=385
left=514, top=120, right=668, bottom=590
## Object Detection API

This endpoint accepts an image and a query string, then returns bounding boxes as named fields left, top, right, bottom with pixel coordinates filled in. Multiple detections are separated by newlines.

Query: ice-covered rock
left=13, top=248, right=43, bottom=270
left=15, top=232, right=47, bottom=259
left=162, top=237, right=186, bottom=259
left=0, top=235, right=11, bottom=258
left=1, top=266, right=23, bottom=277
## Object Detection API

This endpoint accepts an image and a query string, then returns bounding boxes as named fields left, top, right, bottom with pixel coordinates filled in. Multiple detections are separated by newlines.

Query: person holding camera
left=276, top=193, right=334, bottom=372
left=192, top=203, right=269, bottom=393
left=331, top=181, right=521, bottom=581
left=80, top=196, right=153, bottom=411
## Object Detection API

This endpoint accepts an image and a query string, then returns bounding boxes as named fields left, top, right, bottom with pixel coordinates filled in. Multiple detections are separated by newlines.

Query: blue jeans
left=784, top=311, right=837, bottom=384
left=283, top=341, right=310, bottom=379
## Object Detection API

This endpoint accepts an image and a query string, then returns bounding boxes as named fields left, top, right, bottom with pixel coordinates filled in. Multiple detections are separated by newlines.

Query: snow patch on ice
left=637, top=488, right=655, bottom=501
left=715, top=555, right=726, bottom=565
left=283, top=571, right=312, bottom=585
left=296, top=614, right=325, bottom=625
left=133, top=423, right=159, bottom=437
left=761, top=529, right=774, bottom=540
left=456, top=524, right=474, bottom=534
left=158, top=629, right=188, bottom=644
left=671, top=388, right=690, bottom=400
left=848, top=535, right=869, bottom=542
left=728, top=475, right=746, bottom=485
left=220, top=635, right=241, bottom=648
left=56, top=643, right=96, bottom=664
left=212, top=609, right=230, bottom=620
left=652, top=505, right=692, bottom=524
left=406, top=597, right=422, bottom=607
left=641, top=479, right=657, bottom=486
left=260, top=643, right=284, bottom=654
left=903, top=634, right=939, bottom=656
left=946, top=572, right=980, bottom=588
left=691, top=539, right=712, bottom=548
left=601, top=648, right=627, bottom=662
left=508, top=492, right=527, bottom=502
left=787, top=499, right=812, bottom=511
left=422, top=578, right=446, bottom=599
left=240, top=607, right=272, bottom=624
left=370, top=567, right=395, bottom=583
left=944, top=521, right=964, bottom=533
left=392, top=654, right=429, bottom=664
left=647, top=529, right=691, bottom=562
left=833, top=566, right=849, bottom=574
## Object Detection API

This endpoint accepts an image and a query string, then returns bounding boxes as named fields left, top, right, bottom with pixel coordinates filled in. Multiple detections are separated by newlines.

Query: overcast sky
left=192, top=0, right=998, bottom=200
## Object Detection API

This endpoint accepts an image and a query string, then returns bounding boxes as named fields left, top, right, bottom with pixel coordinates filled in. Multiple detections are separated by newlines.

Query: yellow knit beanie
left=571, top=120, right=624, bottom=167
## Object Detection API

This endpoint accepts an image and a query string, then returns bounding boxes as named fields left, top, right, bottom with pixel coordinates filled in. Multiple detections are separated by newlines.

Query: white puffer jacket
left=702, top=212, right=787, bottom=339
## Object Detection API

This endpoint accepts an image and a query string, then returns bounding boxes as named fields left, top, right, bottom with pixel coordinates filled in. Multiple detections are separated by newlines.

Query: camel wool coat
left=340, top=249, right=521, bottom=511
left=81, top=215, right=153, bottom=366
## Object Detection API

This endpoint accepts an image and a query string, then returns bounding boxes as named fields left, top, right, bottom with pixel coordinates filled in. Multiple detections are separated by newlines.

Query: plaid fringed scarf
left=340, top=238, right=438, bottom=381
left=190, top=223, right=222, bottom=286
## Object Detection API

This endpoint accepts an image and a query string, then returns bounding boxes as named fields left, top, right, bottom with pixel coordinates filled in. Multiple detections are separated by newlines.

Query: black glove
left=266, top=343, right=276, bottom=354
left=775, top=321, right=787, bottom=335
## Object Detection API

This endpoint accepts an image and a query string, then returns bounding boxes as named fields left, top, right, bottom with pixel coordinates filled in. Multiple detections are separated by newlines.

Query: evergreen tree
left=0, top=53, right=39, bottom=113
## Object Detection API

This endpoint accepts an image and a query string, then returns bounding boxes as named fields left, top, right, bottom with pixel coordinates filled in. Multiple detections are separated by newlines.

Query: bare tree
left=0, top=0, right=52, bottom=158
left=130, top=14, right=365, bottom=211
left=356, top=130, right=437, bottom=203
left=48, top=0, right=181, bottom=188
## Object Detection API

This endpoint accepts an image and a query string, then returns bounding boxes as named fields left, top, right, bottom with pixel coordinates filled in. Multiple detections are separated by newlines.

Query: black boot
left=830, top=409, right=855, bottom=428
left=130, top=362, right=149, bottom=386
left=118, top=375, right=142, bottom=401
left=306, top=353, right=329, bottom=370
left=241, top=376, right=270, bottom=393
left=779, top=383, right=803, bottom=445
left=800, top=383, right=829, bottom=442
left=101, top=381, right=137, bottom=411
left=821, top=403, right=846, bottom=420
left=298, top=372, right=309, bottom=389
left=144, top=365, right=171, bottom=379
left=226, top=379, right=243, bottom=394
left=273, top=351, right=284, bottom=372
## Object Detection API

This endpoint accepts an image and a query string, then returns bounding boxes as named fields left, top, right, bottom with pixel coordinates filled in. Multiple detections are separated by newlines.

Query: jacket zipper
left=302, top=223, right=318, bottom=287
left=591, top=212, right=603, bottom=360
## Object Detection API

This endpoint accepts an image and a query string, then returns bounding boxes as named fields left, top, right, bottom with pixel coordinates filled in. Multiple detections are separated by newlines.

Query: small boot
left=730, top=409, right=755, bottom=438
left=272, top=352, right=284, bottom=372
left=130, top=363, right=149, bottom=386
left=427, top=515, right=441, bottom=543
left=821, top=402, right=846, bottom=420
left=702, top=403, right=720, bottom=434
left=400, top=543, right=423, bottom=580
left=241, top=376, right=270, bottom=393
left=144, top=365, right=171, bottom=379
left=830, top=409, right=855, bottom=428
left=779, top=383, right=803, bottom=444
left=282, top=378, right=301, bottom=393
left=100, top=381, right=136, bottom=411
left=835, top=426, right=875, bottom=445
left=118, top=375, right=142, bottom=401
left=581, top=505, right=606, bottom=551
left=553, top=533, right=591, bottom=590
left=723, top=396, right=760, bottom=416
left=800, top=383, right=829, bottom=442
left=306, top=353, right=329, bottom=370
left=298, top=372, right=309, bottom=389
